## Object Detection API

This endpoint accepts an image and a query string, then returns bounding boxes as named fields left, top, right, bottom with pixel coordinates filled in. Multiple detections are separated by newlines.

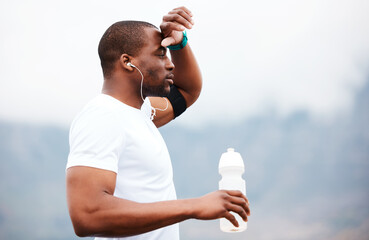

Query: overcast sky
left=0, top=0, right=368, bottom=128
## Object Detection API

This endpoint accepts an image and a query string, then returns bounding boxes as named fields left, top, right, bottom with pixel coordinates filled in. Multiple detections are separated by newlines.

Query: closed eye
left=157, top=47, right=167, bottom=58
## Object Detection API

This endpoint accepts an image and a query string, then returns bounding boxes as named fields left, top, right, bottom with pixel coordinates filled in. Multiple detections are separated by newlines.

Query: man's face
left=135, top=27, right=175, bottom=98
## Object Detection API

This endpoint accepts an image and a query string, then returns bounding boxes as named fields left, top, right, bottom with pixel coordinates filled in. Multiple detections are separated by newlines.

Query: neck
left=101, top=73, right=144, bottom=109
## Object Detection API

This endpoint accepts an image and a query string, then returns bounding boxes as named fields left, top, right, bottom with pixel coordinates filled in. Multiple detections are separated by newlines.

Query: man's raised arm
left=150, top=7, right=202, bottom=127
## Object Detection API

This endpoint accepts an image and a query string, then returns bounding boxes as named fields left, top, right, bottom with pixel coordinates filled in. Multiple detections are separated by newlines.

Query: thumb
left=161, top=37, right=176, bottom=47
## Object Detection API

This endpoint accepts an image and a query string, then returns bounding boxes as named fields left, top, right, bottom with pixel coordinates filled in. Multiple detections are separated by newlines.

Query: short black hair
left=98, top=21, right=157, bottom=78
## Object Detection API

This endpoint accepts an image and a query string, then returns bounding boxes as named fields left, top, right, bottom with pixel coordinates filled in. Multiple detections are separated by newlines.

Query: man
left=66, top=6, right=250, bottom=240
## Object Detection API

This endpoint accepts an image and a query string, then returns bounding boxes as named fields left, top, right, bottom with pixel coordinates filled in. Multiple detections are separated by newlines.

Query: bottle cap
left=218, top=148, right=245, bottom=171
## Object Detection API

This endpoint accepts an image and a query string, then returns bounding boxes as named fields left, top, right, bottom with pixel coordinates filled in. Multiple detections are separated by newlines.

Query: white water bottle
left=218, top=148, right=247, bottom=232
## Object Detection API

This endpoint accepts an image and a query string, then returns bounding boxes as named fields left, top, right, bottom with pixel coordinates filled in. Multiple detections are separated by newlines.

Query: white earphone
left=127, top=62, right=136, bottom=68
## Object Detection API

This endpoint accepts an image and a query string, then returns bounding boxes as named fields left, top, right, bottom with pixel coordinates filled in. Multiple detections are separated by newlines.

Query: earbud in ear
left=127, top=62, right=136, bottom=68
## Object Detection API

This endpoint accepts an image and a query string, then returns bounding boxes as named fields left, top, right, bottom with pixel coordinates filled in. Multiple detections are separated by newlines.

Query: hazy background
left=0, top=0, right=368, bottom=239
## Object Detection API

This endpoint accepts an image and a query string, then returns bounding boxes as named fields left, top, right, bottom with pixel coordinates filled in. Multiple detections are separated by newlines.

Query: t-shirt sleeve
left=66, top=109, right=125, bottom=173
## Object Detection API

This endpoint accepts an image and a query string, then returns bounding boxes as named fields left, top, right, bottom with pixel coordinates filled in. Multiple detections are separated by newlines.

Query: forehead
left=141, top=27, right=163, bottom=52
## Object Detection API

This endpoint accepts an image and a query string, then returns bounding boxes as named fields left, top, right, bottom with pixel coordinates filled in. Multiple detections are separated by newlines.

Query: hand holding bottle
left=190, top=190, right=250, bottom=228
left=219, top=148, right=248, bottom=232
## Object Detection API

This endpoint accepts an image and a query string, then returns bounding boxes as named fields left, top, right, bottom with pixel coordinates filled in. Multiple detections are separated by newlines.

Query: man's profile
left=66, top=6, right=250, bottom=239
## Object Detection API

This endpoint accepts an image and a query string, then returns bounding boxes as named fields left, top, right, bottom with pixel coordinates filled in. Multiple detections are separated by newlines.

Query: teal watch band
left=167, top=31, right=188, bottom=50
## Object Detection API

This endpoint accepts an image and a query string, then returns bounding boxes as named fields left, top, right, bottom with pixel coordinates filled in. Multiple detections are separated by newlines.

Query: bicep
left=66, top=166, right=117, bottom=223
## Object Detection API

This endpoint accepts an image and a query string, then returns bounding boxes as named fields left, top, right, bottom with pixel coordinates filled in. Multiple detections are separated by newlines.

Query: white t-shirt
left=67, top=94, right=179, bottom=240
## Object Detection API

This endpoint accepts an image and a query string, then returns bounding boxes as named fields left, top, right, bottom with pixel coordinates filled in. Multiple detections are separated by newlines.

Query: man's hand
left=160, top=6, right=194, bottom=47
left=191, top=190, right=251, bottom=227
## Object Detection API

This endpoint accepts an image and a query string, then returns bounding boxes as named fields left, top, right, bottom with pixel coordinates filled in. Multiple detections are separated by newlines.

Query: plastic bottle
left=218, top=148, right=247, bottom=232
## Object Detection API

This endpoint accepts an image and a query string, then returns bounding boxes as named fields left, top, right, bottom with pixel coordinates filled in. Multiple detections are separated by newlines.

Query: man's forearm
left=72, top=191, right=250, bottom=238
left=72, top=195, right=195, bottom=238
left=170, top=43, right=202, bottom=107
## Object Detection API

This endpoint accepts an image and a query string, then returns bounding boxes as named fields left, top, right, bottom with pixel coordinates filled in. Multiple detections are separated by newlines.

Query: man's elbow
left=74, top=226, right=89, bottom=238
left=186, top=78, right=203, bottom=107
left=193, top=75, right=203, bottom=98
left=71, top=218, right=92, bottom=237
left=70, top=211, right=98, bottom=237
left=71, top=214, right=132, bottom=238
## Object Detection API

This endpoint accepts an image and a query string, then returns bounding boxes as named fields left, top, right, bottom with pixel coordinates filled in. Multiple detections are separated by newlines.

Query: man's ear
left=119, top=54, right=134, bottom=71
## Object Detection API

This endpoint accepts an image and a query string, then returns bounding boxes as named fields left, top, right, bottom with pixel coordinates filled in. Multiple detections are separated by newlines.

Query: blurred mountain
left=0, top=123, right=71, bottom=239
left=0, top=81, right=368, bottom=240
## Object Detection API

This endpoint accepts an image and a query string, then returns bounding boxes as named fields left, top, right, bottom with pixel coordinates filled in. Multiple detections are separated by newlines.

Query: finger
left=161, top=37, right=176, bottom=47
left=160, top=22, right=186, bottom=34
left=226, top=203, right=248, bottom=222
left=226, top=190, right=248, bottom=203
left=170, top=7, right=194, bottom=24
left=224, top=212, right=239, bottom=228
left=173, top=6, right=194, bottom=17
left=163, top=13, right=193, bottom=29
left=229, top=196, right=251, bottom=217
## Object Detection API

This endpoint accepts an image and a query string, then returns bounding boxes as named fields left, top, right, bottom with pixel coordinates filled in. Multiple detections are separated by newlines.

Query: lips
left=166, top=73, right=174, bottom=85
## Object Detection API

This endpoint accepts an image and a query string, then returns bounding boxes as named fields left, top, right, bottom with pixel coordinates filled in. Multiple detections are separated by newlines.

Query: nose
left=166, top=58, right=175, bottom=71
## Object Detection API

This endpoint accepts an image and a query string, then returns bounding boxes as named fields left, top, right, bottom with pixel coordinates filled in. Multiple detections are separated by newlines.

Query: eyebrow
left=156, top=46, right=167, bottom=54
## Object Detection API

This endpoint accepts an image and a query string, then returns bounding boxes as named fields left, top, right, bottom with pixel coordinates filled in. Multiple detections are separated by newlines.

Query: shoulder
left=70, top=95, right=128, bottom=136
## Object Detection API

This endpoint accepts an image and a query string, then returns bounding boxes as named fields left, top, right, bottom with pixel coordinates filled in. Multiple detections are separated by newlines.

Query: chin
left=145, top=89, right=170, bottom=98
left=143, top=83, right=171, bottom=97
left=164, top=86, right=171, bottom=96
left=156, top=85, right=171, bottom=97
